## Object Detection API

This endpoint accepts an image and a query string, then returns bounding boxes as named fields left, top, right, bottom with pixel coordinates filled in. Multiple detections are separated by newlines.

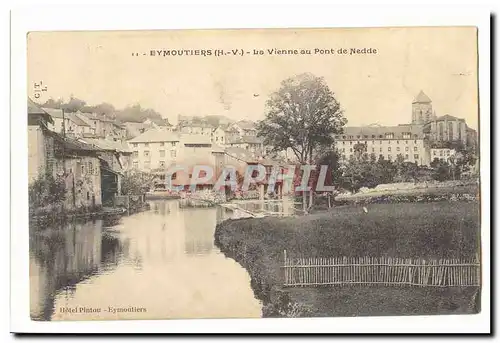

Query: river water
left=29, top=200, right=262, bottom=321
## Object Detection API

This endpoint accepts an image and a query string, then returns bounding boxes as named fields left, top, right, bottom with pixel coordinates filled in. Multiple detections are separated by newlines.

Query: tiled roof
left=412, top=90, right=432, bottom=104
left=337, top=124, right=425, bottom=139
left=127, top=129, right=180, bottom=143
left=43, top=108, right=91, bottom=127
left=79, top=138, right=131, bottom=153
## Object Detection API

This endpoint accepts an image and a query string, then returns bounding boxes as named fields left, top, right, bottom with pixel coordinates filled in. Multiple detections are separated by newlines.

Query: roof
left=412, top=90, right=432, bottom=104
left=144, top=117, right=172, bottom=126
left=42, top=107, right=64, bottom=119
left=74, top=112, right=94, bottom=126
left=45, top=130, right=101, bottom=153
left=28, top=99, right=53, bottom=124
left=225, top=147, right=258, bottom=163
left=227, top=135, right=264, bottom=145
left=67, top=113, right=90, bottom=127
left=81, top=112, right=115, bottom=122
left=434, top=114, right=466, bottom=122
left=337, top=124, right=425, bottom=139
left=127, top=129, right=180, bottom=143
left=79, top=138, right=132, bottom=154
left=42, top=108, right=92, bottom=127
left=233, top=120, right=257, bottom=130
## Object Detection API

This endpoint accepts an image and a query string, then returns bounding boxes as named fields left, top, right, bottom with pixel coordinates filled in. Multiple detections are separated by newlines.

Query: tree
left=121, top=170, right=156, bottom=195
left=258, top=73, right=346, bottom=163
left=256, top=73, right=347, bottom=211
left=80, top=102, right=116, bottom=116
left=61, top=96, right=86, bottom=113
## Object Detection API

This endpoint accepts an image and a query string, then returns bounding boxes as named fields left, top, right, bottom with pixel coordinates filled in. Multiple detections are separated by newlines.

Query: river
left=29, top=200, right=263, bottom=321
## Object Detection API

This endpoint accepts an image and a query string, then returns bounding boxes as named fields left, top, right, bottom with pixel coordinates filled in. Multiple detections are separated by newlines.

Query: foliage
left=257, top=73, right=347, bottom=164
left=121, top=170, right=155, bottom=195
left=39, top=97, right=167, bottom=124
left=29, top=173, right=66, bottom=210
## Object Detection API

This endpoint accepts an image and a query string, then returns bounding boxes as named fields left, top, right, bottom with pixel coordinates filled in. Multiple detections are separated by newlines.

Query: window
left=363, top=135, right=368, bottom=139
left=342, top=135, right=346, bottom=139
left=440, top=150, right=444, bottom=156
left=87, top=191, right=90, bottom=200
left=144, top=161, right=151, bottom=169
left=405, top=154, right=409, bottom=159
left=133, top=151, right=139, bottom=158
left=414, top=140, right=418, bottom=144
left=372, top=148, right=375, bottom=152
left=88, top=162, right=93, bottom=174
left=144, top=150, right=150, bottom=157
left=396, top=140, right=399, bottom=144
left=342, top=141, right=345, bottom=145
left=385, top=133, right=394, bottom=139
left=379, top=135, right=383, bottom=138
left=372, top=140, right=375, bottom=144
left=133, top=161, right=139, bottom=169
left=171, top=150, right=177, bottom=158
left=357, top=135, right=361, bottom=138
left=159, top=150, right=165, bottom=157
left=132, top=143, right=138, bottom=147
left=81, top=165, right=85, bottom=174
left=350, top=141, right=353, bottom=145
left=379, top=141, right=382, bottom=145
left=433, top=150, right=437, bottom=155
left=414, top=147, right=418, bottom=152
left=380, top=147, right=383, bottom=152
left=402, top=132, right=411, bottom=139
left=342, top=148, right=345, bottom=152
left=160, top=142, right=165, bottom=147
left=159, top=161, right=165, bottom=168
left=172, top=142, right=177, bottom=147
left=372, top=135, right=375, bottom=138
left=388, top=147, right=391, bottom=152
left=144, top=143, right=149, bottom=147
left=405, top=147, right=409, bottom=152
left=414, top=154, right=419, bottom=160
left=349, top=148, right=353, bottom=152
left=396, top=147, right=400, bottom=152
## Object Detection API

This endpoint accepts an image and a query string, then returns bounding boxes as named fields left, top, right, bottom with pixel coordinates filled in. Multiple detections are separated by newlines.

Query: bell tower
left=412, top=90, right=433, bottom=125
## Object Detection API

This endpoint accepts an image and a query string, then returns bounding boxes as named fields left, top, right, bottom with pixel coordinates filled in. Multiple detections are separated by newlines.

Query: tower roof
left=412, top=90, right=432, bottom=104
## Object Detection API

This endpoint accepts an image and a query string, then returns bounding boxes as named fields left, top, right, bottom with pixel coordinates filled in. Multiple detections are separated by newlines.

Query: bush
left=29, top=173, right=66, bottom=211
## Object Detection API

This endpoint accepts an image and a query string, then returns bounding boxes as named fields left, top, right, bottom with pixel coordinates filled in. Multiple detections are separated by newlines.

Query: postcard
left=24, top=26, right=481, bottom=324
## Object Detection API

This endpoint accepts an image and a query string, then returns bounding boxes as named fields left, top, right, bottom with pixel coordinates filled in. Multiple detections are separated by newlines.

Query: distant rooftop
left=127, top=129, right=180, bottom=143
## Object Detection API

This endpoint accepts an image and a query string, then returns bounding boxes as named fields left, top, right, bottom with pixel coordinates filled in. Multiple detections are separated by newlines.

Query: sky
left=27, top=27, right=478, bottom=129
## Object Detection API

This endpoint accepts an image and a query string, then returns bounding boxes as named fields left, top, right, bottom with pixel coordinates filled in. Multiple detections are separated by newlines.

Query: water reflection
left=29, top=219, right=124, bottom=321
left=29, top=200, right=261, bottom=321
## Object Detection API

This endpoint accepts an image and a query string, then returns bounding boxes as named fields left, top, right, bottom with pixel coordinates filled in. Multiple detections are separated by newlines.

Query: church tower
left=412, top=90, right=434, bottom=125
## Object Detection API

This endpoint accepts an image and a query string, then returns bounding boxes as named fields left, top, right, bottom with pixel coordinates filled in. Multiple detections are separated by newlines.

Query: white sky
left=27, top=27, right=478, bottom=129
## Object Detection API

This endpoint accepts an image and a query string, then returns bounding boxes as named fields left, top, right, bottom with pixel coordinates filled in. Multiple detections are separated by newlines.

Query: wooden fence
left=282, top=250, right=480, bottom=287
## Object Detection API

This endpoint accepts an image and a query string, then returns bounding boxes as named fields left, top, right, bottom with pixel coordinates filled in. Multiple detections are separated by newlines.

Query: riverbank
left=29, top=202, right=150, bottom=228
left=214, top=201, right=480, bottom=317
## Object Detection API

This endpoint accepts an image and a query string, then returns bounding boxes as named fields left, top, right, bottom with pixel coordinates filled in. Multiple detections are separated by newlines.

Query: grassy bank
left=214, top=201, right=480, bottom=317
